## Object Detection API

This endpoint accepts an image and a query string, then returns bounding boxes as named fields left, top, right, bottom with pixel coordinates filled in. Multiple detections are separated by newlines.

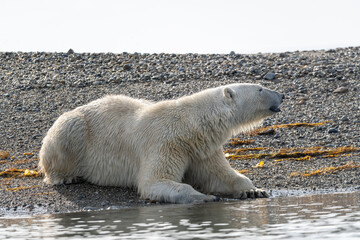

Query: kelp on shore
left=227, top=121, right=359, bottom=177
left=0, top=151, right=40, bottom=191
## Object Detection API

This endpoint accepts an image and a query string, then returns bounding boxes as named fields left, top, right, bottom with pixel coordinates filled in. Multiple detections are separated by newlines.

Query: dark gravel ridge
left=0, top=47, right=359, bottom=215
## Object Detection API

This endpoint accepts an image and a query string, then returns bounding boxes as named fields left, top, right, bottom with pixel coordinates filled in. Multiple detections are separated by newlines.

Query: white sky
left=1, top=0, right=360, bottom=54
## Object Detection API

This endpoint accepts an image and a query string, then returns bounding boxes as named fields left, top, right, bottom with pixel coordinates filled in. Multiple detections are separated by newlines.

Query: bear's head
left=223, top=83, right=284, bottom=130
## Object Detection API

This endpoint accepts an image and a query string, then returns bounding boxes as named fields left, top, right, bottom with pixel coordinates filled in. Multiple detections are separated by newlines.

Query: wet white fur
left=39, top=83, right=283, bottom=203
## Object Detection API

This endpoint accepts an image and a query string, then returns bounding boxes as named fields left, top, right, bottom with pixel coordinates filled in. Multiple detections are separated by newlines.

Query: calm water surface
left=1, top=191, right=359, bottom=239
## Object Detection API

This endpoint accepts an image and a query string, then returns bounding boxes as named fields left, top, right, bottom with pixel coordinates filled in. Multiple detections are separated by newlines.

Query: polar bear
left=39, top=83, right=284, bottom=203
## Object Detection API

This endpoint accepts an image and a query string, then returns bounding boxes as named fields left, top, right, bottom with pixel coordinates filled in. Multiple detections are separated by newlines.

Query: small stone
left=144, top=75, right=151, bottom=81
left=341, top=116, right=349, bottom=122
left=83, top=206, right=98, bottom=211
left=345, top=179, right=353, bottom=184
left=229, top=51, right=235, bottom=55
left=298, top=97, right=309, bottom=101
left=328, top=128, right=338, bottom=134
left=258, top=128, right=276, bottom=135
left=273, top=134, right=281, bottom=139
left=273, top=174, right=286, bottom=180
left=76, top=83, right=85, bottom=88
left=296, top=99, right=307, bottom=105
left=123, top=64, right=132, bottom=71
left=107, top=206, right=121, bottom=210
left=299, top=87, right=308, bottom=93
left=296, top=100, right=304, bottom=105
left=333, top=87, right=348, bottom=93
left=67, top=49, right=74, bottom=54
left=336, top=75, right=343, bottom=80
left=263, top=72, right=275, bottom=80
left=32, top=134, right=42, bottom=139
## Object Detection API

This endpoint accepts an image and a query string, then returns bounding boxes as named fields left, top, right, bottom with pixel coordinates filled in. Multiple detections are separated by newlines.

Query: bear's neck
left=176, top=96, right=235, bottom=146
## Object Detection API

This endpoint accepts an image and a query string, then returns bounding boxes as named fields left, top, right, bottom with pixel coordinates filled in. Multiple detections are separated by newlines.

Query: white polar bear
left=39, top=83, right=284, bottom=203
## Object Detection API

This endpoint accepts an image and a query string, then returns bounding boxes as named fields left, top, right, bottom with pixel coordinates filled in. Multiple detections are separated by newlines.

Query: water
left=1, top=191, right=359, bottom=239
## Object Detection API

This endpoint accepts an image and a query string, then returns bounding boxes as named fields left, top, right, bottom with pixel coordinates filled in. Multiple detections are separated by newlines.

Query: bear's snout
left=268, top=91, right=284, bottom=113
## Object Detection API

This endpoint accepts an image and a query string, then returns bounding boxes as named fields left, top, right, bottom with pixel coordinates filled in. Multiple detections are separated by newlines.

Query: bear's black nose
left=281, top=94, right=285, bottom=101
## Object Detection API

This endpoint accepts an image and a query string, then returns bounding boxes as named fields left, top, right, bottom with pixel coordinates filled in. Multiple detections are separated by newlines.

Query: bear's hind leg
left=39, top=112, right=88, bottom=185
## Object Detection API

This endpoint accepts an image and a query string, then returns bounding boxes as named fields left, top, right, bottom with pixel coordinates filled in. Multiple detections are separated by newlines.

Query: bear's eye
left=259, top=88, right=263, bottom=92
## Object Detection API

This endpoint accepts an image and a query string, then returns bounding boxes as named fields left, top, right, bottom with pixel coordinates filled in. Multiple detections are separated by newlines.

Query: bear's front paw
left=232, top=176, right=269, bottom=199
left=234, top=188, right=269, bottom=199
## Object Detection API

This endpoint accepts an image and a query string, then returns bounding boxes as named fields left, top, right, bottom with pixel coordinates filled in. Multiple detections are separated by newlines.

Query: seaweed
left=23, top=169, right=39, bottom=177
left=274, top=155, right=311, bottom=162
left=13, top=158, right=38, bottom=164
left=225, top=146, right=359, bottom=160
left=0, top=168, right=24, bottom=177
left=31, top=192, right=55, bottom=196
left=0, top=168, right=39, bottom=178
left=253, top=161, right=265, bottom=168
left=0, top=151, right=10, bottom=159
left=6, top=185, right=41, bottom=192
left=250, top=121, right=331, bottom=135
left=290, top=161, right=360, bottom=177
left=23, top=152, right=34, bottom=156
left=224, top=147, right=269, bottom=154
left=228, top=139, right=255, bottom=146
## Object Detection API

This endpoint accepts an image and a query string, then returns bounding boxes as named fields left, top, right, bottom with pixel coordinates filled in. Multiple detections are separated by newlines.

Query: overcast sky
left=1, top=0, right=360, bottom=54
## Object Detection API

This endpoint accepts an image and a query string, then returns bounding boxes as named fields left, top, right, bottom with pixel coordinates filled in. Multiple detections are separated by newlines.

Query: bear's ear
left=223, top=87, right=236, bottom=105
left=223, top=87, right=236, bottom=104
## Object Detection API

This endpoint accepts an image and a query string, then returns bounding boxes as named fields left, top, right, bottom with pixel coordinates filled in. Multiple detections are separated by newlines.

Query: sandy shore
left=0, top=47, right=359, bottom=215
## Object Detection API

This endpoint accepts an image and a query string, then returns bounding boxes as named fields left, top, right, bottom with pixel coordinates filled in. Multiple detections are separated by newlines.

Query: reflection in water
left=1, top=191, right=360, bottom=239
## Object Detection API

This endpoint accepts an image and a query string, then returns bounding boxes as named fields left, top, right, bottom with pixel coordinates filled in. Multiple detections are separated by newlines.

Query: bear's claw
left=235, top=189, right=269, bottom=199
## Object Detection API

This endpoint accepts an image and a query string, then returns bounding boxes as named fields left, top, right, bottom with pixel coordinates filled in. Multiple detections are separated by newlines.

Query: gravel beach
left=0, top=47, right=359, bottom=215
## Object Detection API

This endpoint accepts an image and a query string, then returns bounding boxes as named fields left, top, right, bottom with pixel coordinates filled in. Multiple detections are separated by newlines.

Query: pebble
left=107, top=206, right=121, bottom=210
left=299, top=87, right=308, bottom=93
left=263, top=72, right=275, bottom=80
left=333, top=87, right=349, bottom=93
left=296, top=99, right=306, bottom=105
left=341, top=116, right=349, bottom=122
left=83, top=206, right=99, bottom=211
left=123, top=64, right=132, bottom=71
left=328, top=128, right=339, bottom=134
